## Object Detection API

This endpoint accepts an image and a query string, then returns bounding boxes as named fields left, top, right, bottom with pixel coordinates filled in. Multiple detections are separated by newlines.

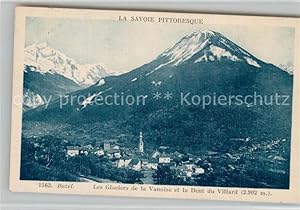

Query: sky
left=25, top=17, right=295, bottom=74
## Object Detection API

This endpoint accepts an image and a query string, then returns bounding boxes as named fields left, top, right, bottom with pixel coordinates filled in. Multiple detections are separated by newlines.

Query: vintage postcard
left=10, top=7, right=300, bottom=203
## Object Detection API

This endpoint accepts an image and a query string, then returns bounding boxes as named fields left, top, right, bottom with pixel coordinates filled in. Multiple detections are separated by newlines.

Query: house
left=202, top=161, right=212, bottom=170
left=188, top=154, right=198, bottom=162
left=141, top=158, right=149, bottom=168
left=177, top=165, right=191, bottom=178
left=183, top=169, right=193, bottom=178
left=66, top=146, right=80, bottom=157
left=147, top=162, right=158, bottom=170
left=92, top=148, right=104, bottom=156
left=207, top=151, right=219, bottom=156
left=177, top=165, right=188, bottom=172
left=122, top=148, right=135, bottom=156
left=172, top=151, right=184, bottom=158
left=194, top=158, right=203, bottom=166
left=103, top=142, right=111, bottom=151
left=186, top=170, right=193, bottom=177
left=117, top=156, right=132, bottom=168
left=158, top=146, right=170, bottom=153
left=143, top=159, right=158, bottom=170
left=152, top=150, right=160, bottom=159
left=114, top=150, right=121, bottom=159
left=159, top=153, right=171, bottom=164
left=82, top=144, right=93, bottom=150
left=194, top=167, right=205, bottom=175
left=183, top=162, right=195, bottom=171
left=106, top=149, right=120, bottom=159
left=103, top=139, right=118, bottom=151
left=177, top=164, right=198, bottom=177
left=112, top=145, right=120, bottom=150
left=79, top=148, right=89, bottom=156
left=129, top=158, right=142, bottom=171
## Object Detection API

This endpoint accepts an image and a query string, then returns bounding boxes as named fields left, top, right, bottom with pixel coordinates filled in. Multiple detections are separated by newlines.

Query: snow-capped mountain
left=77, top=64, right=109, bottom=86
left=24, top=42, right=110, bottom=86
left=155, top=30, right=261, bottom=70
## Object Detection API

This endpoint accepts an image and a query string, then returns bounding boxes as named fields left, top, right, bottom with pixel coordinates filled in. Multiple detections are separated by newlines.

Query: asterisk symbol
left=151, top=81, right=162, bottom=87
left=153, top=92, right=161, bottom=100
left=164, top=91, right=173, bottom=100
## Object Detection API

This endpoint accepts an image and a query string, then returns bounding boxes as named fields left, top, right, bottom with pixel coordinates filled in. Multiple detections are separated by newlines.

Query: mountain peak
left=188, top=29, right=217, bottom=38
left=157, top=30, right=213, bottom=68
left=24, top=43, right=111, bottom=86
left=34, top=42, right=49, bottom=48
left=155, top=30, right=262, bottom=70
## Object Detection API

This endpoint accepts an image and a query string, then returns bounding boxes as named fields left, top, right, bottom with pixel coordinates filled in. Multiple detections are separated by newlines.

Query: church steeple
left=139, top=132, right=144, bottom=153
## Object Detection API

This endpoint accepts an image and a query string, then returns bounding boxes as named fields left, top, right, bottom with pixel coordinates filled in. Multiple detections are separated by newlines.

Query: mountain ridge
left=24, top=42, right=112, bottom=87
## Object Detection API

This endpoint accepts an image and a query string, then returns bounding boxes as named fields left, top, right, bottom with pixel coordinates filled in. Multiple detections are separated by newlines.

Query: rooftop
left=66, top=146, right=79, bottom=150
left=129, top=158, right=140, bottom=166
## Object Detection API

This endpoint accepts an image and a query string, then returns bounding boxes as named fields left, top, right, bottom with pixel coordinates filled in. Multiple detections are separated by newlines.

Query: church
left=139, top=131, right=144, bottom=153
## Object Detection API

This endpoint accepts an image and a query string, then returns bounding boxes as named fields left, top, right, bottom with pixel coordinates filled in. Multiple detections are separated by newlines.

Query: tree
left=35, top=135, right=66, bottom=168
left=153, top=165, right=177, bottom=185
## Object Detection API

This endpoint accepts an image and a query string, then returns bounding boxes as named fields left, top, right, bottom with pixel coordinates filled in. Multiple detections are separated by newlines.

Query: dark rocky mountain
left=24, top=30, right=293, bottom=150
left=23, top=65, right=81, bottom=111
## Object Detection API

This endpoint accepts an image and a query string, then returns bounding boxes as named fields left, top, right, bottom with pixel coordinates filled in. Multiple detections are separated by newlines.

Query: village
left=66, top=132, right=209, bottom=184
left=23, top=127, right=289, bottom=187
